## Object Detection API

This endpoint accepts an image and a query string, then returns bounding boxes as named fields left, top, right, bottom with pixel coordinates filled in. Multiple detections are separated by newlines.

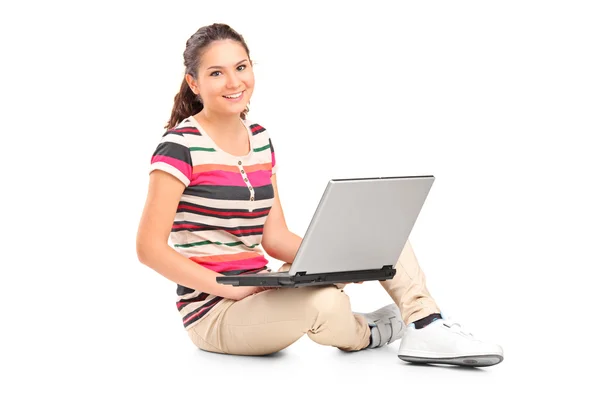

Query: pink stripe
left=189, top=170, right=272, bottom=187
left=190, top=170, right=246, bottom=187
left=151, top=155, right=192, bottom=180
left=196, top=256, right=269, bottom=273
left=272, top=151, right=276, bottom=169
left=245, top=170, right=272, bottom=187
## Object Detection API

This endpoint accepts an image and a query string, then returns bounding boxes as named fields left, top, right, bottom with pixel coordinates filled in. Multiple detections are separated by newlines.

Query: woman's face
left=188, top=39, right=254, bottom=117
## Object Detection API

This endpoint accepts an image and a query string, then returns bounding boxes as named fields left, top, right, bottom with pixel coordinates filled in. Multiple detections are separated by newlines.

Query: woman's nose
left=226, top=72, right=242, bottom=88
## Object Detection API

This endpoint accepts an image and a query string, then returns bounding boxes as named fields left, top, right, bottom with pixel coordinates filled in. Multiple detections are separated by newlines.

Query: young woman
left=136, top=23, right=503, bottom=367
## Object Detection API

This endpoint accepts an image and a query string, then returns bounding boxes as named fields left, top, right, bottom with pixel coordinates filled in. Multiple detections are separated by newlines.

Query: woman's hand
left=228, top=270, right=276, bottom=301
left=229, top=285, right=261, bottom=301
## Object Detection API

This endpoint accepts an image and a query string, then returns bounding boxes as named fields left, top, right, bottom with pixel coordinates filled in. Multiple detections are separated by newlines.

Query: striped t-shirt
left=149, top=115, right=278, bottom=329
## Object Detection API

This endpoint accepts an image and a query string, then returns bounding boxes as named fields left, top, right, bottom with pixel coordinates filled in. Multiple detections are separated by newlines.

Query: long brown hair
left=165, top=23, right=251, bottom=130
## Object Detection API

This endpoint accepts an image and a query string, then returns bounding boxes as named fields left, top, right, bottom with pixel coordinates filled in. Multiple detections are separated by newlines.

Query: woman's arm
left=136, top=170, right=257, bottom=301
left=261, top=174, right=303, bottom=263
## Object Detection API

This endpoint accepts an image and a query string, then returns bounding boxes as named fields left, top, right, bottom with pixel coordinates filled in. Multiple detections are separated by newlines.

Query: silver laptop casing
left=289, top=175, right=434, bottom=276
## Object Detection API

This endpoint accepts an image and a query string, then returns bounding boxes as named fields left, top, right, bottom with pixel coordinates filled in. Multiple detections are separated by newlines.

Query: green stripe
left=189, top=147, right=217, bottom=152
left=253, top=144, right=270, bottom=153
left=174, top=240, right=259, bottom=248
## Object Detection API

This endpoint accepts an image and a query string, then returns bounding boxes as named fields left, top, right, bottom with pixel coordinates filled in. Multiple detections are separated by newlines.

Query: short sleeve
left=269, top=137, right=278, bottom=174
left=149, top=133, right=193, bottom=187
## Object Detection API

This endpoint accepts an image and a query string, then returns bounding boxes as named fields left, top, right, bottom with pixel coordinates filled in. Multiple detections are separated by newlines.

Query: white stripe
left=176, top=245, right=264, bottom=259
left=149, top=163, right=190, bottom=186
left=179, top=194, right=273, bottom=210
left=175, top=212, right=268, bottom=228
left=171, top=229, right=262, bottom=247
left=177, top=119, right=196, bottom=128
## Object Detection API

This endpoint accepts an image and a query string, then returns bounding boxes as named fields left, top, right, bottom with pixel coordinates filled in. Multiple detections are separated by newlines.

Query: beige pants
left=187, top=240, right=440, bottom=355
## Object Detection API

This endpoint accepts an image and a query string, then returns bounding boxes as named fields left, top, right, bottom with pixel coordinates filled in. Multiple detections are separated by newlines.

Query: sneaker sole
left=398, top=354, right=503, bottom=367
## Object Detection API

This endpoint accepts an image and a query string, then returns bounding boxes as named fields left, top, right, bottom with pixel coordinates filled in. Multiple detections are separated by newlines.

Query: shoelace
left=442, top=319, right=474, bottom=338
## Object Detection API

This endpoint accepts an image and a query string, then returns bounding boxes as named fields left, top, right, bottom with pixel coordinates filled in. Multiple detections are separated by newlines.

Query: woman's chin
left=205, top=100, right=249, bottom=116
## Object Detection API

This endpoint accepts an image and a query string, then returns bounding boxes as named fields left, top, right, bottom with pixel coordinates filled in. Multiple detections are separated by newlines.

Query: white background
left=1, top=0, right=599, bottom=398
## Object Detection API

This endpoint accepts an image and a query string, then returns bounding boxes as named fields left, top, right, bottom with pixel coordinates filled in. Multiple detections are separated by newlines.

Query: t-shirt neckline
left=188, top=115, right=253, bottom=159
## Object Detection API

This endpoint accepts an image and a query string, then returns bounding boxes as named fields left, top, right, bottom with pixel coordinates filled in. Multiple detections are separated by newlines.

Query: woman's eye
left=210, top=65, right=246, bottom=77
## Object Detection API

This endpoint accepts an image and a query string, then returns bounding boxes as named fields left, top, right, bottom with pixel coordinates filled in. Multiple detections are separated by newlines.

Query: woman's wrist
left=221, top=285, right=256, bottom=301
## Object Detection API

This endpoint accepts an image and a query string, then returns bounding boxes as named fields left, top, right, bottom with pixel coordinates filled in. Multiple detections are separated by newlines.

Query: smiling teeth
left=224, top=92, right=242, bottom=99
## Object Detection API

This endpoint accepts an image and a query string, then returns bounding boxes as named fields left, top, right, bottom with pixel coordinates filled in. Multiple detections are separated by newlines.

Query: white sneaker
left=397, top=318, right=504, bottom=367
left=356, top=304, right=405, bottom=348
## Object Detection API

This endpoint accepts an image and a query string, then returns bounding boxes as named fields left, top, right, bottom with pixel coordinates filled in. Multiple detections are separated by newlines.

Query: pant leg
left=379, top=239, right=441, bottom=325
left=187, top=284, right=371, bottom=356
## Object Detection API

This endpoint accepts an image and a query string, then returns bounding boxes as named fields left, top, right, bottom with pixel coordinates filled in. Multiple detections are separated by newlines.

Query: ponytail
left=164, top=77, right=203, bottom=130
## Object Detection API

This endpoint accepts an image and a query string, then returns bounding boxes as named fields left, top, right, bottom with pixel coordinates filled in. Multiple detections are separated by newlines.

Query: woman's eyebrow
left=207, top=59, right=248, bottom=70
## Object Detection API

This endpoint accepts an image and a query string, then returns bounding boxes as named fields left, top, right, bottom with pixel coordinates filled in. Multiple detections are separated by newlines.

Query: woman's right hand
left=228, top=285, right=258, bottom=301
left=228, top=270, right=276, bottom=301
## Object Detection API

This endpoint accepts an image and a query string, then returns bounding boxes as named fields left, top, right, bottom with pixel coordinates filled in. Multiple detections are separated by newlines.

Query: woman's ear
left=185, top=73, right=199, bottom=94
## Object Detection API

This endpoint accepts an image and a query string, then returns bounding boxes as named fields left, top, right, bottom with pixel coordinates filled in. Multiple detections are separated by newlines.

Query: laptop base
left=216, top=265, right=396, bottom=288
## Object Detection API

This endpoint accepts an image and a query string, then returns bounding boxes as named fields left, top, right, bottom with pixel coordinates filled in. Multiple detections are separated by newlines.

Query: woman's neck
left=195, top=110, right=243, bottom=139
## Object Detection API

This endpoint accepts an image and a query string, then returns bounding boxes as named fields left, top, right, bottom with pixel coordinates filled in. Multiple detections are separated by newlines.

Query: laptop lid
left=288, top=175, right=434, bottom=276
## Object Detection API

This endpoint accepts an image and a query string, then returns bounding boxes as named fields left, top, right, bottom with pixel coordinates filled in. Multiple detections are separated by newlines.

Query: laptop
left=216, top=175, right=434, bottom=288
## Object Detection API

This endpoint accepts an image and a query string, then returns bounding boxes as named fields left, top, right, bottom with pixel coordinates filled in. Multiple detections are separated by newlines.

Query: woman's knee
left=187, top=326, right=224, bottom=354
left=304, top=285, right=350, bottom=317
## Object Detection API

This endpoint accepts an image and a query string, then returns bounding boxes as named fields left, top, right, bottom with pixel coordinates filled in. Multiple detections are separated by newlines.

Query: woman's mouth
left=223, top=91, right=244, bottom=102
